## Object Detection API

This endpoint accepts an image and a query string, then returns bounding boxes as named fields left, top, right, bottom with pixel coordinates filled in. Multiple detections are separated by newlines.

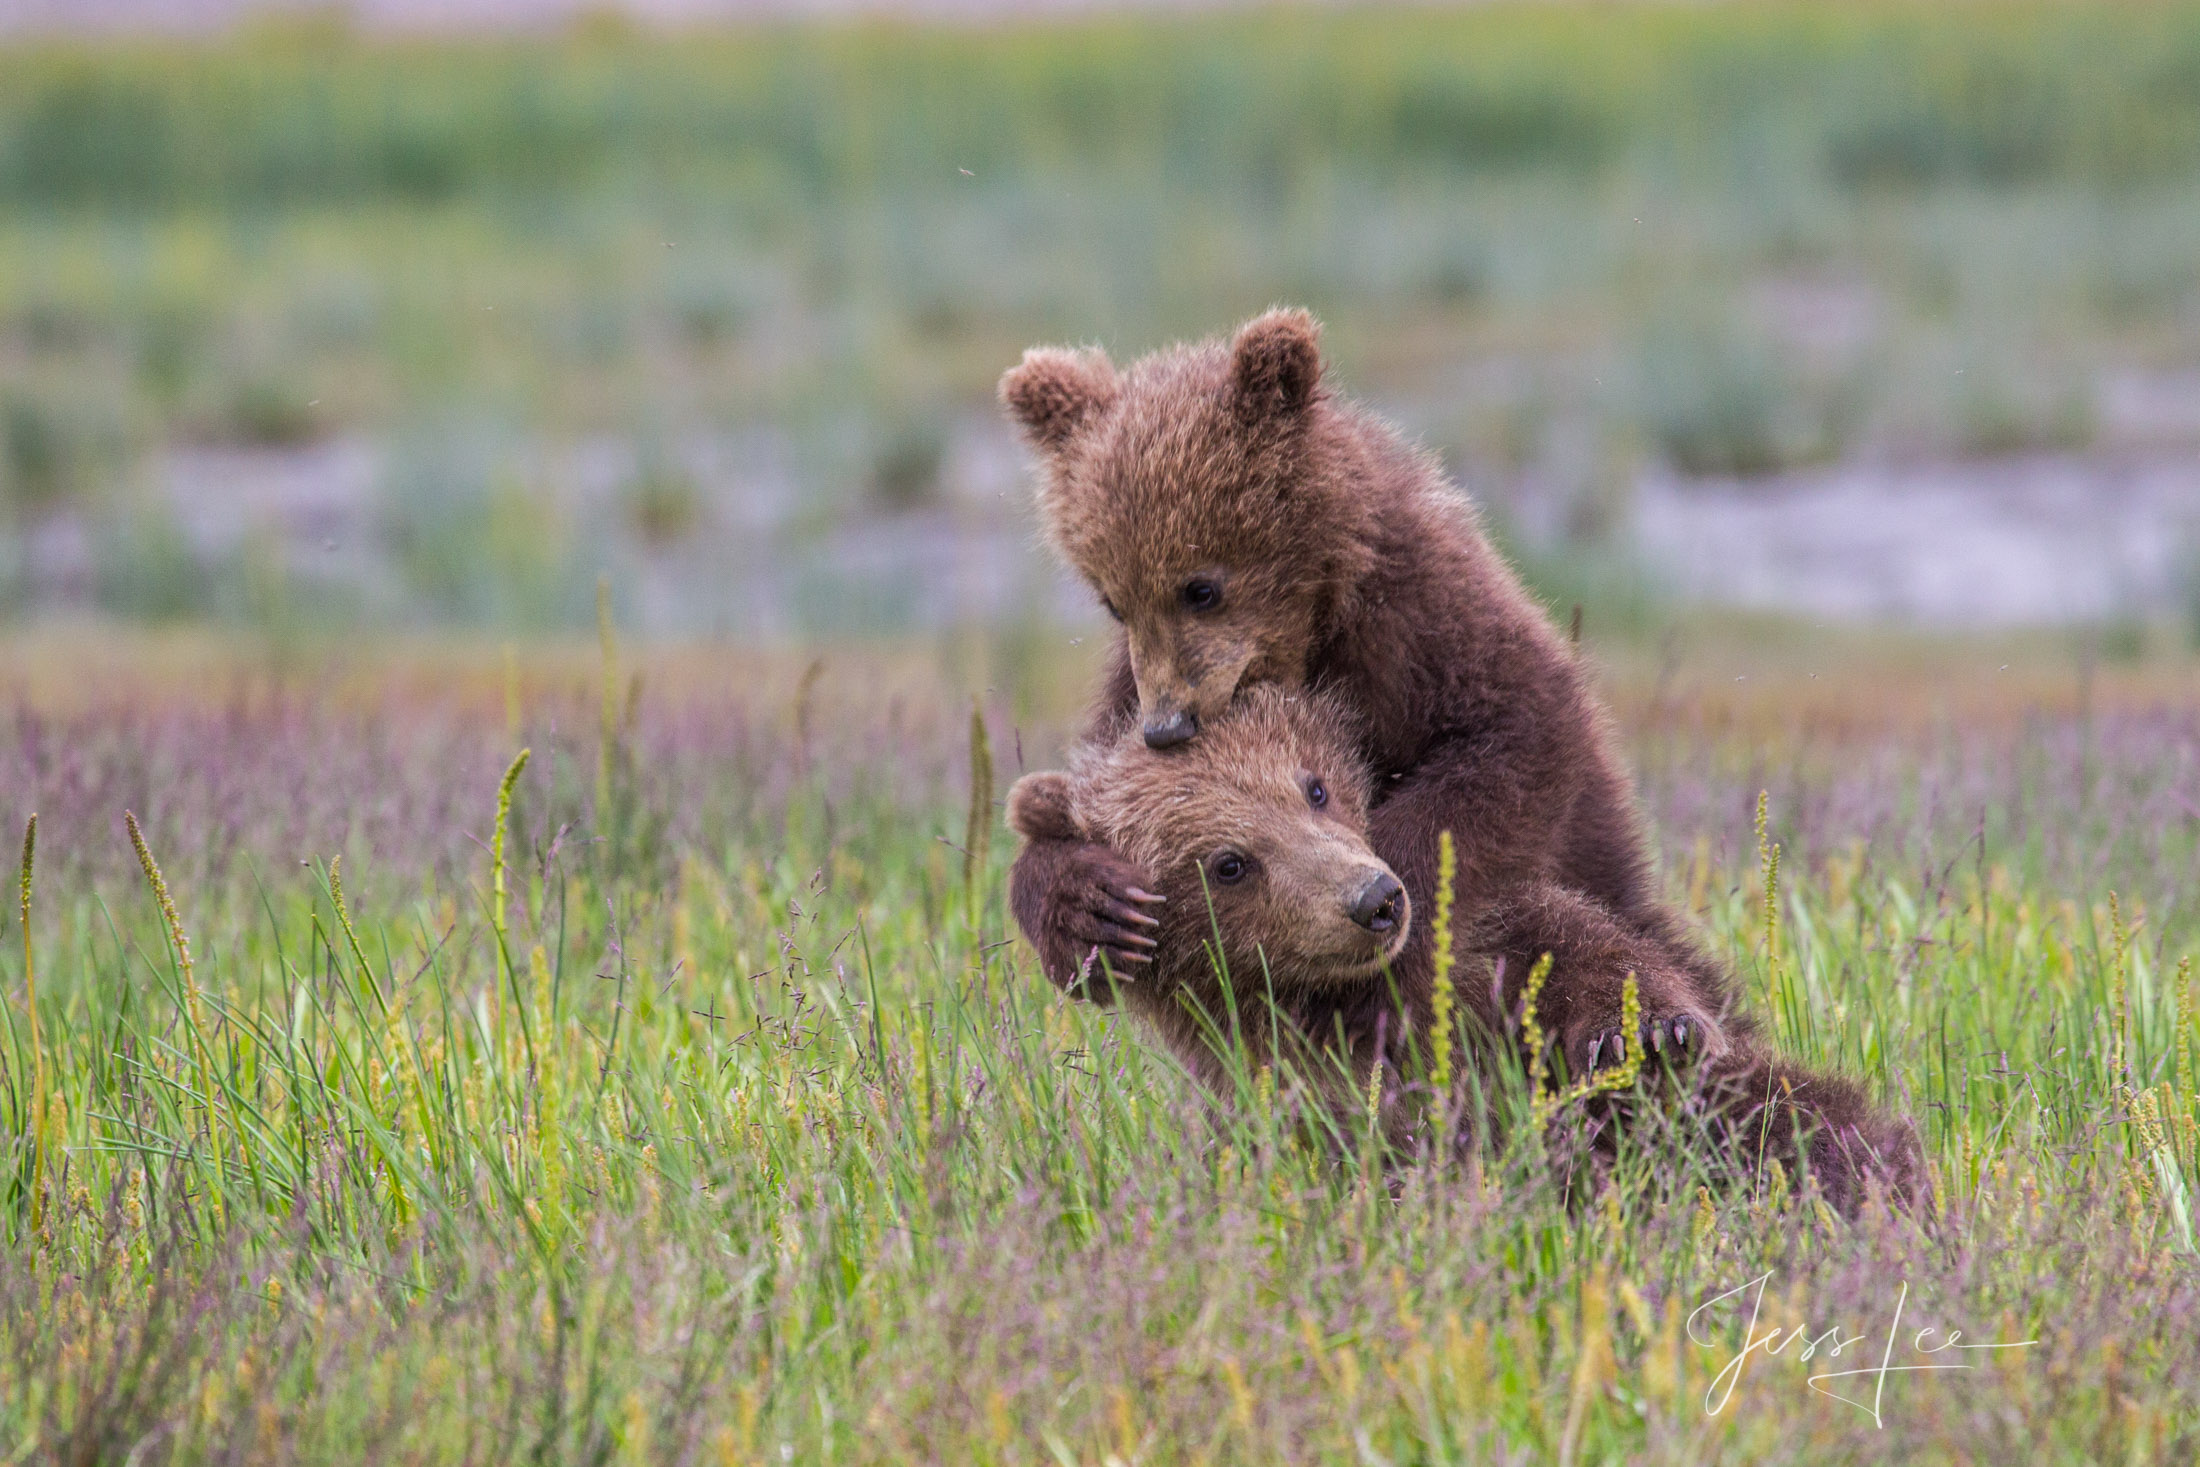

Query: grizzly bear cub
left=1007, top=688, right=1928, bottom=1215
left=1001, top=307, right=1734, bottom=1080
left=1009, top=686, right=1414, bottom=1103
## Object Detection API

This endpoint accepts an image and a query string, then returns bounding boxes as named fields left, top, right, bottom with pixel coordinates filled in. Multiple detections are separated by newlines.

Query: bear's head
left=1000, top=309, right=1383, bottom=750
left=1007, top=686, right=1409, bottom=997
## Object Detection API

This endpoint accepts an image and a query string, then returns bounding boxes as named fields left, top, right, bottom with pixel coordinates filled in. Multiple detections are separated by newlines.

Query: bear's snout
left=1349, top=871, right=1404, bottom=933
left=1142, top=708, right=1199, bottom=749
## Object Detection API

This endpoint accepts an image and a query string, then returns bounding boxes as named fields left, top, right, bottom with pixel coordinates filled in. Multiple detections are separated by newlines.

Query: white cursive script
left=1687, top=1271, right=2037, bottom=1426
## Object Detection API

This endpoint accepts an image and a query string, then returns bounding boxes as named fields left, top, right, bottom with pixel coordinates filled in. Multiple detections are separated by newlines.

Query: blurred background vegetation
left=3, top=2, right=2200, bottom=640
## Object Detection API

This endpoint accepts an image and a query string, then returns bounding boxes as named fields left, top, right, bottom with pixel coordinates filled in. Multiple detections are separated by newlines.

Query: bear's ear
left=1000, top=347, right=1117, bottom=451
left=1229, top=308, right=1322, bottom=427
left=1006, top=772, right=1084, bottom=843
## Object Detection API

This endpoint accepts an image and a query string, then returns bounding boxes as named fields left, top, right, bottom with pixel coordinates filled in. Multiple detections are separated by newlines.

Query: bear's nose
left=1349, top=872, right=1403, bottom=933
left=1142, top=709, right=1199, bottom=749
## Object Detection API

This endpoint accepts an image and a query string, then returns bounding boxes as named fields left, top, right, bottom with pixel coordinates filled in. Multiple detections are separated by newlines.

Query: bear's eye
left=1099, top=596, right=1123, bottom=623
left=1209, top=851, right=1251, bottom=885
left=1306, top=777, right=1328, bottom=810
left=1181, top=578, right=1222, bottom=612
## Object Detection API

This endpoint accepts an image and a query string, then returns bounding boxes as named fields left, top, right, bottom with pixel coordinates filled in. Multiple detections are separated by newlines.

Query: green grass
left=11, top=5, right=2200, bottom=209
left=1, top=638, right=2196, bottom=1461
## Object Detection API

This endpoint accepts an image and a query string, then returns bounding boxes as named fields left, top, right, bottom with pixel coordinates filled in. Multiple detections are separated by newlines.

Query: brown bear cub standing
left=1007, top=689, right=1929, bottom=1214
left=1002, top=307, right=1735, bottom=1081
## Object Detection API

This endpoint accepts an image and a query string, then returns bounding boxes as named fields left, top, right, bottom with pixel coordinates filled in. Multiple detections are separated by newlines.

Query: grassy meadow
left=4, top=2, right=2200, bottom=1460
left=1, top=624, right=2197, bottom=1462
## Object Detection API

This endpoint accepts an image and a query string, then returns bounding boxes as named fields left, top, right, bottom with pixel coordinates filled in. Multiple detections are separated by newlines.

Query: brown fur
left=1012, top=687, right=1411, bottom=1104
left=1002, top=307, right=1733, bottom=1075
left=1009, top=689, right=1929, bottom=1215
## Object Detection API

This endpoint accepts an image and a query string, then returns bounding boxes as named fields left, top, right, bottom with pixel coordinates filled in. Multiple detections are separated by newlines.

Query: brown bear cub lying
left=1002, top=307, right=1733, bottom=1083
left=1008, top=689, right=1928, bottom=1214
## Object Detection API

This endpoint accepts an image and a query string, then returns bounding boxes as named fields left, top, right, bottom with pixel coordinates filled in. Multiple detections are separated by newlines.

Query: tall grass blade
left=964, top=700, right=993, bottom=941
left=18, top=814, right=45, bottom=1229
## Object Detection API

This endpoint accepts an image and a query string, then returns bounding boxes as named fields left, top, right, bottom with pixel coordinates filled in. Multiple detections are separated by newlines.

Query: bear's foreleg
left=1469, top=881, right=1735, bottom=1084
left=1007, top=834, right=1165, bottom=1003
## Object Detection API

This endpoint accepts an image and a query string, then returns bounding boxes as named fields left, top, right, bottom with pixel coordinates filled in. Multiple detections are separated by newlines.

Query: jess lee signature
left=1687, top=1272, right=2037, bottom=1426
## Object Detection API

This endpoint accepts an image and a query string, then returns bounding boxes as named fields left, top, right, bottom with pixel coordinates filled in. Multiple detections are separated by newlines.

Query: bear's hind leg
left=1693, top=1051, right=1933, bottom=1217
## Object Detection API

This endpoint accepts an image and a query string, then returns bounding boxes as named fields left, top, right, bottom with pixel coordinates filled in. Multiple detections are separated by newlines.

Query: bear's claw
left=1068, top=883, right=1165, bottom=969
left=1583, top=1014, right=1701, bottom=1076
